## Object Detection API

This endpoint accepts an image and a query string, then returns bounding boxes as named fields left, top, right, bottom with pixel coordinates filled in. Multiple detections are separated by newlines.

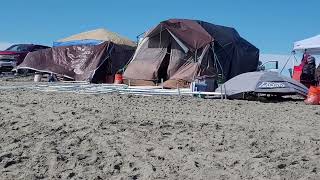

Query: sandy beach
left=0, top=79, right=320, bottom=179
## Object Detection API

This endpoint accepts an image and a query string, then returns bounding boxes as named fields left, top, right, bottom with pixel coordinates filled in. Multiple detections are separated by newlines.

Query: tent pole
left=224, top=84, right=227, bottom=99
left=280, top=52, right=294, bottom=74
left=159, top=25, right=163, bottom=48
left=293, top=52, right=299, bottom=73
left=220, top=83, right=223, bottom=100
left=211, top=42, right=226, bottom=100
left=136, top=32, right=145, bottom=45
left=161, top=78, right=164, bottom=89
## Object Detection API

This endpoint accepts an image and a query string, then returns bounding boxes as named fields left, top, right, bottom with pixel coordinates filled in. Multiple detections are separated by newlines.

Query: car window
left=264, top=61, right=279, bottom=70
left=6, top=45, right=32, bottom=52
left=32, top=46, right=48, bottom=51
left=32, top=46, right=41, bottom=51
left=258, top=61, right=279, bottom=72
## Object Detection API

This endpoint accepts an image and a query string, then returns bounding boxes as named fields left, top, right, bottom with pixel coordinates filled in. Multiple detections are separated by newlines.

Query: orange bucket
left=114, top=73, right=123, bottom=84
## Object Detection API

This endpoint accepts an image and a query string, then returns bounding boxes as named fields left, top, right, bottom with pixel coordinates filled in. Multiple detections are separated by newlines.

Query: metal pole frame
left=211, top=42, right=226, bottom=99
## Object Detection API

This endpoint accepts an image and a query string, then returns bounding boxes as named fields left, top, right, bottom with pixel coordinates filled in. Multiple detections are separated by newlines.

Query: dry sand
left=0, top=80, right=320, bottom=179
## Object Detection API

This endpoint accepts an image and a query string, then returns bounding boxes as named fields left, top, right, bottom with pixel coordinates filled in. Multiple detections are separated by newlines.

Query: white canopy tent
left=293, top=35, right=320, bottom=54
left=276, top=34, right=320, bottom=77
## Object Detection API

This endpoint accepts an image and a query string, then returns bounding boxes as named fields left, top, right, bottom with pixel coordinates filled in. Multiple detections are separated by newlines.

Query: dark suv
left=0, top=44, right=50, bottom=72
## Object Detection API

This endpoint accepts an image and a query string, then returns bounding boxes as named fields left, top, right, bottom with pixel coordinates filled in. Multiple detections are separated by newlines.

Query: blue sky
left=0, top=0, right=319, bottom=54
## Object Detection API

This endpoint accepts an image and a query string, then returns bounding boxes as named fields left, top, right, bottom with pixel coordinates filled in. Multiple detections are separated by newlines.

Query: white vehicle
left=258, top=60, right=279, bottom=72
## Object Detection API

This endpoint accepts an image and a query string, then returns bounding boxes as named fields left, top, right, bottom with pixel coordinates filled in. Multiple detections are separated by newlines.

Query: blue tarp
left=53, top=39, right=103, bottom=47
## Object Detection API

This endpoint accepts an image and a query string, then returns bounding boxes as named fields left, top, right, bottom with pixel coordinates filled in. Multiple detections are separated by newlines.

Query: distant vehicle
left=0, top=44, right=50, bottom=72
left=257, top=60, right=279, bottom=72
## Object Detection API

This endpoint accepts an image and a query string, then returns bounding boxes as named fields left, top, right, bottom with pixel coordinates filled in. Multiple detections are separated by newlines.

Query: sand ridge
left=0, top=84, right=320, bottom=179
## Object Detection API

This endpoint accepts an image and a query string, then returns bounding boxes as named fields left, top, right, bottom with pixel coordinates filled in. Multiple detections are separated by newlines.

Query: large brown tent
left=123, top=19, right=259, bottom=88
left=17, top=42, right=135, bottom=83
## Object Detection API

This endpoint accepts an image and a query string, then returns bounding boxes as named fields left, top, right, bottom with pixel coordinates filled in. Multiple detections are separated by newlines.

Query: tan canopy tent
left=57, top=28, right=136, bottom=47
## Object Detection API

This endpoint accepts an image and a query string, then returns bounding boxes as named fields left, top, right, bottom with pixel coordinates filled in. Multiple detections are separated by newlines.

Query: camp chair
left=292, top=65, right=302, bottom=81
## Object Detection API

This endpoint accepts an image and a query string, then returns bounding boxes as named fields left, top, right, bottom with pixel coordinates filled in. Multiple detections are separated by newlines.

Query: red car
left=0, top=44, right=50, bottom=72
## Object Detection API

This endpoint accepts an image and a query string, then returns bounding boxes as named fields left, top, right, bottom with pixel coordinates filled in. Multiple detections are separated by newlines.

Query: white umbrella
left=216, top=71, right=308, bottom=99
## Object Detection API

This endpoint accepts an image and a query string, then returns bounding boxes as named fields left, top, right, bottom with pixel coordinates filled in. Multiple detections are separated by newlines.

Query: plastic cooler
left=195, top=83, right=208, bottom=91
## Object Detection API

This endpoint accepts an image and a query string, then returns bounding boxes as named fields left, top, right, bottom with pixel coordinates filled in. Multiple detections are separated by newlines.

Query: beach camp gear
left=33, top=72, right=42, bottom=82
left=54, top=28, right=136, bottom=47
left=291, top=54, right=309, bottom=82
left=292, top=65, right=302, bottom=81
left=114, top=73, right=123, bottom=84
left=124, top=19, right=259, bottom=88
left=17, top=42, right=135, bottom=83
left=281, top=35, right=320, bottom=82
left=304, top=86, right=320, bottom=105
left=215, top=71, right=308, bottom=99
left=300, top=56, right=317, bottom=88
left=315, top=64, right=320, bottom=83
left=293, top=34, right=320, bottom=87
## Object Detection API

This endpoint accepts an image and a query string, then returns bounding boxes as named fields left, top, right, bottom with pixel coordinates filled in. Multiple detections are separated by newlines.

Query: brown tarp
left=146, top=19, right=213, bottom=51
left=18, top=42, right=134, bottom=82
